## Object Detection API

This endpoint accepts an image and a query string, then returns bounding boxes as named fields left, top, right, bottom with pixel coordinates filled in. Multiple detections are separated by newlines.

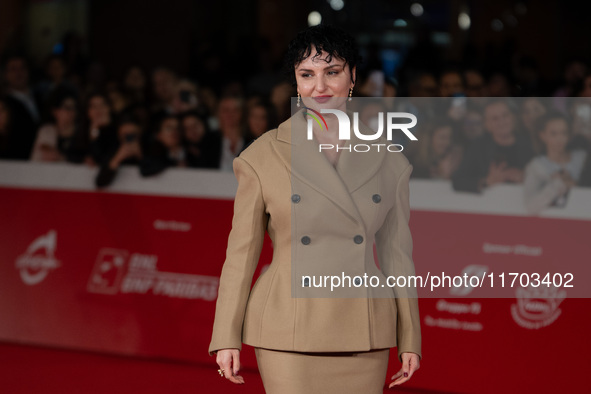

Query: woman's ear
left=351, top=66, right=357, bottom=87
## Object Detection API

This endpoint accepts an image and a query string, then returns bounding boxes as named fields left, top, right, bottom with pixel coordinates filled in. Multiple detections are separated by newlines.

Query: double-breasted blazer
left=208, top=108, right=422, bottom=361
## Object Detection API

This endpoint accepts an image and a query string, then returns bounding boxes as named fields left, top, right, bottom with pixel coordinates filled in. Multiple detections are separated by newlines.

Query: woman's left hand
left=389, top=352, right=420, bottom=388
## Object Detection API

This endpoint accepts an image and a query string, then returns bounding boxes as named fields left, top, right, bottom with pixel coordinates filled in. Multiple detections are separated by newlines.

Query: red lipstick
left=313, top=95, right=332, bottom=103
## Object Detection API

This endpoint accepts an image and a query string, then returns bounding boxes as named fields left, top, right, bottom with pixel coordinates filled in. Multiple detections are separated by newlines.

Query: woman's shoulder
left=35, top=124, right=58, bottom=142
left=382, top=143, right=412, bottom=176
left=237, top=128, right=278, bottom=162
left=524, top=155, right=552, bottom=176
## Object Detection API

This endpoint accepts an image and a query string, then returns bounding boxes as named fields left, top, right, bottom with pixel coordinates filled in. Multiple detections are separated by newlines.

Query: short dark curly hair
left=284, top=24, right=361, bottom=87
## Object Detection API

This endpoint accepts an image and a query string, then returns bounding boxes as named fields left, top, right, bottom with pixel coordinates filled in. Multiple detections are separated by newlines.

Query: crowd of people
left=0, top=42, right=590, bottom=213
left=0, top=51, right=282, bottom=187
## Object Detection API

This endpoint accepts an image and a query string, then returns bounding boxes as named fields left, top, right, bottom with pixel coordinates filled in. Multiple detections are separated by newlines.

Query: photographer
left=140, top=114, right=186, bottom=176
left=95, top=116, right=143, bottom=188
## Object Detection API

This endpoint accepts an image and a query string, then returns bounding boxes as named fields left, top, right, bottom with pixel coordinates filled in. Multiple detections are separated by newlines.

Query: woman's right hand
left=215, top=348, right=245, bottom=384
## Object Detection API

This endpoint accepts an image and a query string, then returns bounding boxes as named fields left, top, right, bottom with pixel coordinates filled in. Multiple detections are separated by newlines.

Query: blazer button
left=372, top=194, right=381, bottom=203
left=354, top=277, right=362, bottom=286
left=291, top=194, right=301, bottom=203
left=301, top=236, right=311, bottom=245
left=354, top=235, right=364, bottom=244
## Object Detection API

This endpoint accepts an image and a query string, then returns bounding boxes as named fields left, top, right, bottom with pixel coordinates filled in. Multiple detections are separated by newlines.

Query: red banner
left=0, top=162, right=589, bottom=393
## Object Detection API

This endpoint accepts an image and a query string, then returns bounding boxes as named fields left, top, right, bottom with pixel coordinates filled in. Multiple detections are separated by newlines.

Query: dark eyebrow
left=297, top=64, right=344, bottom=72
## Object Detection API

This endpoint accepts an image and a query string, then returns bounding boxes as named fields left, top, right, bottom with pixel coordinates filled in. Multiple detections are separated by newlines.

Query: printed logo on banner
left=87, top=248, right=128, bottom=294
left=511, top=285, right=565, bottom=329
left=15, top=230, right=61, bottom=285
left=87, top=247, right=219, bottom=301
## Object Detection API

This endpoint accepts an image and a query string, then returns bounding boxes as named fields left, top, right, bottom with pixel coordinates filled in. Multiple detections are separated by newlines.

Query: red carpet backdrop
left=0, top=161, right=590, bottom=393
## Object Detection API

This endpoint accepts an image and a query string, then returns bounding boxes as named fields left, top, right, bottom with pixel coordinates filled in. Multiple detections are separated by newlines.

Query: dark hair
left=180, top=110, right=211, bottom=134
left=1, top=52, right=29, bottom=71
left=48, top=86, right=78, bottom=110
left=154, top=114, right=178, bottom=134
left=284, top=24, right=361, bottom=86
left=534, top=110, right=571, bottom=135
left=116, top=112, right=142, bottom=130
left=483, top=98, right=517, bottom=114
left=573, top=71, right=591, bottom=97
left=45, top=85, right=79, bottom=123
left=248, top=98, right=279, bottom=132
left=85, top=91, right=112, bottom=111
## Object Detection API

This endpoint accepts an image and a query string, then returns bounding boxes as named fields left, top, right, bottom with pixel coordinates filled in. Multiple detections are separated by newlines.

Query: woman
left=95, top=116, right=143, bottom=188
left=209, top=25, right=421, bottom=393
left=409, top=118, right=463, bottom=179
left=30, top=87, right=80, bottom=162
left=180, top=110, right=218, bottom=168
left=78, top=92, right=117, bottom=165
left=520, top=97, right=547, bottom=154
left=140, top=114, right=186, bottom=176
left=246, top=98, right=277, bottom=139
left=524, top=111, right=587, bottom=214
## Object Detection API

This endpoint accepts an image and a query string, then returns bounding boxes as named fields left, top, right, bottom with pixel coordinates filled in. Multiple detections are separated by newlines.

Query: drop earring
left=297, top=92, right=301, bottom=107
left=348, top=87, right=353, bottom=102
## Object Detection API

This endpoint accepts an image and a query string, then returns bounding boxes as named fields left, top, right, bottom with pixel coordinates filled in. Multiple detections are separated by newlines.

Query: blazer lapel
left=272, top=109, right=387, bottom=228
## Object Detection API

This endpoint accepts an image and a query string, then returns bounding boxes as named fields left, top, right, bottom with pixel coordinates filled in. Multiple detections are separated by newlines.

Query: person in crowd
left=452, top=99, right=535, bottom=193
left=95, top=116, right=143, bottom=188
left=575, top=72, right=591, bottom=98
left=199, top=85, right=220, bottom=129
left=524, top=111, right=587, bottom=214
left=36, top=54, right=78, bottom=103
left=552, top=59, right=587, bottom=113
left=384, top=75, right=398, bottom=98
left=520, top=97, right=547, bottom=154
left=81, top=92, right=117, bottom=165
left=83, top=61, right=108, bottom=97
left=0, top=97, right=13, bottom=159
left=357, top=69, right=386, bottom=97
left=487, top=72, right=512, bottom=97
left=1, top=53, right=40, bottom=159
left=180, top=110, right=218, bottom=168
left=438, top=68, right=465, bottom=97
left=566, top=80, right=591, bottom=152
left=140, top=114, right=186, bottom=176
left=458, top=102, right=485, bottom=145
left=123, top=66, right=148, bottom=106
left=270, top=80, right=294, bottom=123
left=246, top=99, right=276, bottom=140
left=30, top=87, right=81, bottom=162
left=151, top=67, right=178, bottom=115
left=407, top=71, right=438, bottom=97
left=409, top=118, right=463, bottom=179
left=105, top=81, right=131, bottom=116
left=579, top=151, right=591, bottom=187
left=210, top=95, right=251, bottom=171
left=464, top=68, right=487, bottom=97
left=171, top=79, right=200, bottom=115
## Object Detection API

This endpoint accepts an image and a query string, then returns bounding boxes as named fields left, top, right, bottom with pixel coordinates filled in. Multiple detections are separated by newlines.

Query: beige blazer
left=208, top=109, right=421, bottom=361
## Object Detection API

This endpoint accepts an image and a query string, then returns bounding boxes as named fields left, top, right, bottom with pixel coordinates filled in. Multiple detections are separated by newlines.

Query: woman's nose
left=315, top=75, right=327, bottom=92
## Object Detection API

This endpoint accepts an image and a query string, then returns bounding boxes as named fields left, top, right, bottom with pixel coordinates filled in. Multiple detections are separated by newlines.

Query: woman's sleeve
left=375, top=163, right=422, bottom=362
left=523, top=160, right=567, bottom=215
left=29, top=125, right=55, bottom=161
left=208, top=156, right=268, bottom=356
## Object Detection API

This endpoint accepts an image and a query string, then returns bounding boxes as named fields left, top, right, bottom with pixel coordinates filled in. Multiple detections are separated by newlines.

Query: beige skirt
left=254, top=347, right=390, bottom=394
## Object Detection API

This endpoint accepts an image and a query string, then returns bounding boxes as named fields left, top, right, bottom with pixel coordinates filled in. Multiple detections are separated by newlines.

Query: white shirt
left=9, top=89, right=39, bottom=122
left=220, top=136, right=244, bottom=172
